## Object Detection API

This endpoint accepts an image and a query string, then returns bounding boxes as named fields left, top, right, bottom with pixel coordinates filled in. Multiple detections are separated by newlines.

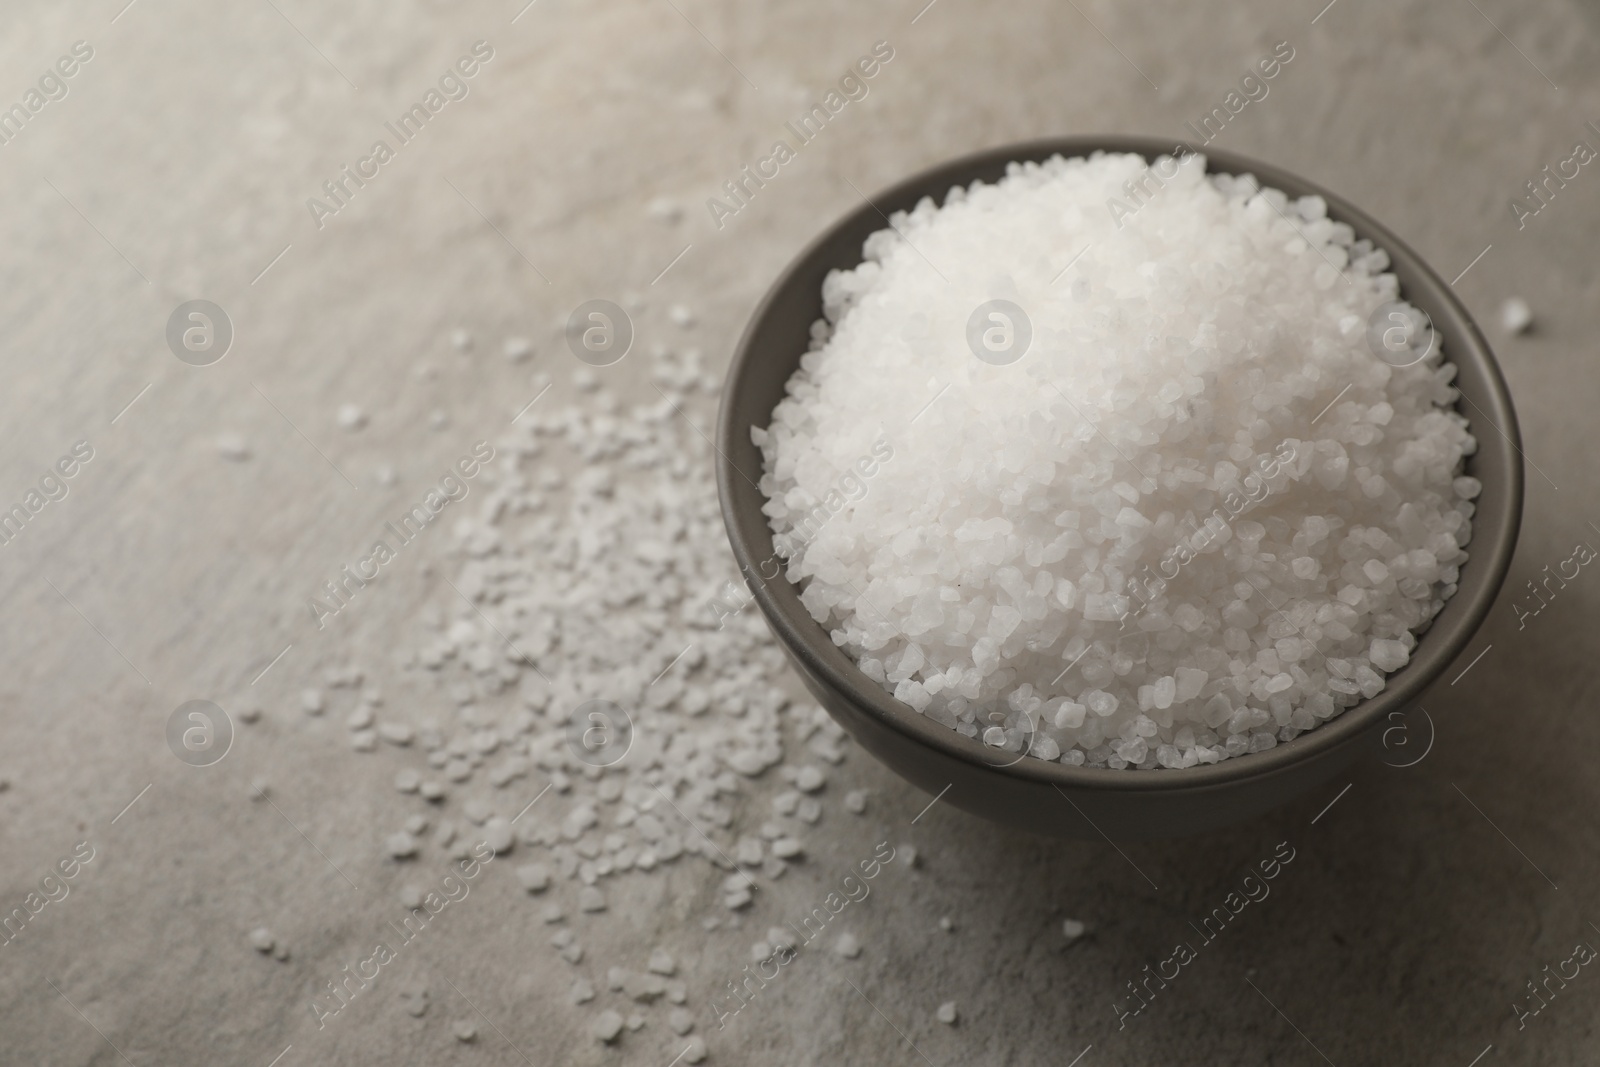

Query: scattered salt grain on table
left=378, top=722, right=414, bottom=746
left=249, top=927, right=273, bottom=953
left=336, top=403, right=367, bottom=431
left=400, top=984, right=429, bottom=1017
left=452, top=1020, right=477, bottom=1042
left=483, top=817, right=514, bottom=854
left=504, top=336, right=533, bottom=362
left=386, top=831, right=419, bottom=858
left=516, top=863, right=551, bottom=892
left=1061, top=918, right=1087, bottom=942
left=216, top=433, right=251, bottom=461
left=936, top=1001, right=958, bottom=1025
left=772, top=837, right=804, bottom=859
left=647, top=196, right=682, bottom=223
left=300, top=689, right=324, bottom=716
left=592, top=1009, right=624, bottom=1043
left=757, top=151, right=1477, bottom=770
left=834, top=933, right=861, bottom=958
left=1499, top=296, right=1533, bottom=335
left=333, top=348, right=871, bottom=1044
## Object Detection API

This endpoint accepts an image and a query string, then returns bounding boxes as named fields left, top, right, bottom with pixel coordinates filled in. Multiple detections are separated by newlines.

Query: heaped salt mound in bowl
left=755, top=151, right=1478, bottom=771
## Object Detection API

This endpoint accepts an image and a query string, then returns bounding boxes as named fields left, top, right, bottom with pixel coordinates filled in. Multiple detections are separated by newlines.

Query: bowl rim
left=716, top=134, right=1524, bottom=794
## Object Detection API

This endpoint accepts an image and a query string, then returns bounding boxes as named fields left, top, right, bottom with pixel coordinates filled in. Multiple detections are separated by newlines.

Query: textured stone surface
left=0, top=1, right=1596, bottom=1064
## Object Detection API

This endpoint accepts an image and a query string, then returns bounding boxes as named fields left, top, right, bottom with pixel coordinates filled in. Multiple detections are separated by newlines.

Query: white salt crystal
left=1369, top=639, right=1409, bottom=672
left=336, top=404, right=367, bottom=431
left=516, top=863, right=550, bottom=892
left=378, top=722, right=413, bottom=746
left=936, top=1001, right=958, bottom=1025
left=216, top=434, right=251, bottom=461
left=483, top=817, right=514, bottom=854
left=592, top=1010, right=623, bottom=1043
left=386, top=832, right=418, bottom=858
left=1499, top=296, right=1532, bottom=335
left=772, top=837, right=804, bottom=859
left=647, top=197, right=683, bottom=223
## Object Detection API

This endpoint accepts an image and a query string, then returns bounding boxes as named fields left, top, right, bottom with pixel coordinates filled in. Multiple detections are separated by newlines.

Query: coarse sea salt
left=757, top=152, right=1477, bottom=770
left=323, top=344, right=875, bottom=1046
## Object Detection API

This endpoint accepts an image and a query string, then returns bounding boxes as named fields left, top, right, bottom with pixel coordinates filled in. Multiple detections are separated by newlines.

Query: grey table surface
left=1, top=1, right=1597, bottom=1064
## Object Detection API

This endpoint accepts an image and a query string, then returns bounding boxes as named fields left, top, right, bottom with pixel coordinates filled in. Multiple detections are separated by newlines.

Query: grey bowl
left=716, top=136, right=1523, bottom=839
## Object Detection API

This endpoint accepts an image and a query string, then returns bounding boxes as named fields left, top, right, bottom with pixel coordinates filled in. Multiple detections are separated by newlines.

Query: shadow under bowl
left=716, top=135, right=1523, bottom=839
